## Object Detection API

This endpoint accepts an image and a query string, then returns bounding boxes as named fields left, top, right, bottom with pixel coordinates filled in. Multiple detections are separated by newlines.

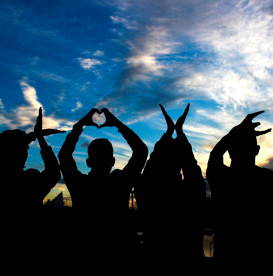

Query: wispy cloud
left=110, top=15, right=138, bottom=30
left=93, top=50, right=104, bottom=57
left=0, top=79, right=75, bottom=131
left=78, top=58, right=102, bottom=70
left=71, top=101, right=83, bottom=112
left=98, top=0, right=273, bottom=124
left=0, top=98, right=4, bottom=110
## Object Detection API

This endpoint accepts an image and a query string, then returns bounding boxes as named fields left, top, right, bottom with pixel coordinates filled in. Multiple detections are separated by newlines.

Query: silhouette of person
left=206, top=111, right=273, bottom=263
left=58, top=107, right=148, bottom=254
left=136, top=104, right=205, bottom=265
left=0, top=107, right=62, bottom=209
left=0, top=107, right=63, bottom=255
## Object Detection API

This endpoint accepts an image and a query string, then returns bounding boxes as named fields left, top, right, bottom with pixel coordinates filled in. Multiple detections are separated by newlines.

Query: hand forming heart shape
left=91, top=109, right=106, bottom=127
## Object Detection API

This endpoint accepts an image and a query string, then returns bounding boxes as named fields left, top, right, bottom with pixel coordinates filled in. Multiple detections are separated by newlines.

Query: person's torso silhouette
left=58, top=108, right=148, bottom=255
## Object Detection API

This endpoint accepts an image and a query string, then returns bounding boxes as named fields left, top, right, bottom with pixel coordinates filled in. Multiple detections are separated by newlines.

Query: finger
left=37, top=107, right=42, bottom=123
left=100, top=108, right=110, bottom=118
left=252, top=122, right=261, bottom=128
left=255, top=128, right=271, bottom=136
left=176, top=103, right=190, bottom=128
left=41, top=129, right=66, bottom=136
left=87, top=108, right=98, bottom=116
left=38, top=107, right=42, bottom=117
left=243, top=111, right=264, bottom=123
left=92, top=107, right=100, bottom=113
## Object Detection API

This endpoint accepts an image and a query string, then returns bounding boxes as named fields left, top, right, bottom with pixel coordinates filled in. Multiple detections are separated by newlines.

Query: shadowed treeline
left=1, top=104, right=273, bottom=268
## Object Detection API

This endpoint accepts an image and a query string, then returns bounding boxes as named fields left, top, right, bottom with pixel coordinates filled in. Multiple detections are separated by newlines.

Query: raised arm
left=58, top=108, right=98, bottom=181
left=175, top=104, right=203, bottom=183
left=34, top=108, right=61, bottom=194
left=207, top=134, right=229, bottom=173
left=207, top=111, right=271, bottom=176
left=100, top=108, right=148, bottom=176
left=142, top=104, right=177, bottom=176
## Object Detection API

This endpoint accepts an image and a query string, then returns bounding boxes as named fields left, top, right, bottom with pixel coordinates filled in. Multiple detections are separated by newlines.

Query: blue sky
left=1, top=0, right=273, bottom=201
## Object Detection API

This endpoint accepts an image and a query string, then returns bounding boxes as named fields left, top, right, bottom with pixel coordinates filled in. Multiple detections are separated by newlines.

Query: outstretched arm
left=34, top=108, right=61, bottom=195
left=100, top=108, right=148, bottom=176
left=175, top=104, right=203, bottom=180
left=58, top=108, right=98, bottom=182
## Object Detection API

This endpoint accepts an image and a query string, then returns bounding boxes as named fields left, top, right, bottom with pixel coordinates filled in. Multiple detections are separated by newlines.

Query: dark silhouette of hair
left=228, top=130, right=260, bottom=166
left=0, top=129, right=30, bottom=172
left=86, top=138, right=115, bottom=172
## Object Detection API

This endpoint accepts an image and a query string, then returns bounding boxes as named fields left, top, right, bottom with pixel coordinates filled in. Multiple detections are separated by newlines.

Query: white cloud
left=93, top=50, right=104, bottom=57
left=0, top=80, right=75, bottom=131
left=0, top=98, right=4, bottom=110
left=126, top=25, right=180, bottom=80
left=175, top=1, right=273, bottom=171
left=71, top=101, right=83, bottom=112
left=179, top=70, right=262, bottom=109
left=110, top=15, right=137, bottom=30
left=111, top=140, right=131, bottom=152
left=20, top=80, right=41, bottom=109
left=78, top=58, right=102, bottom=70
left=173, top=0, right=273, bottom=111
left=127, top=55, right=164, bottom=76
left=102, top=0, right=273, bottom=173
left=0, top=114, right=15, bottom=129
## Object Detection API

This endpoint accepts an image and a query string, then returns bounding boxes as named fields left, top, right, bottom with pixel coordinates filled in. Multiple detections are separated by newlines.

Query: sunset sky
left=1, top=0, right=273, bottom=200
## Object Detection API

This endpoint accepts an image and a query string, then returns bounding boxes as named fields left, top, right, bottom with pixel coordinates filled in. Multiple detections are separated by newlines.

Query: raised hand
left=78, top=108, right=100, bottom=127
left=176, top=103, right=190, bottom=136
left=229, top=111, right=271, bottom=137
left=34, top=107, right=43, bottom=136
left=28, top=107, right=66, bottom=143
left=159, top=104, right=175, bottom=136
left=98, top=108, right=121, bottom=128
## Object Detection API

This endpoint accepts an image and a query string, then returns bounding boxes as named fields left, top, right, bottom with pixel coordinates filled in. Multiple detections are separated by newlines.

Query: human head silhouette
left=86, top=138, right=115, bottom=174
left=228, top=132, right=260, bottom=167
left=0, top=129, right=30, bottom=172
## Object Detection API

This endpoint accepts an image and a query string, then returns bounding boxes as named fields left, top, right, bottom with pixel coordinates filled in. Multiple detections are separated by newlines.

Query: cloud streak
left=78, top=58, right=102, bottom=70
left=0, top=79, right=75, bottom=131
left=98, top=0, right=273, bottom=124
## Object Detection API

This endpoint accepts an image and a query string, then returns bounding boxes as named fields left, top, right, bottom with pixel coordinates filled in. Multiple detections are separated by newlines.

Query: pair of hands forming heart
left=79, top=108, right=120, bottom=128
